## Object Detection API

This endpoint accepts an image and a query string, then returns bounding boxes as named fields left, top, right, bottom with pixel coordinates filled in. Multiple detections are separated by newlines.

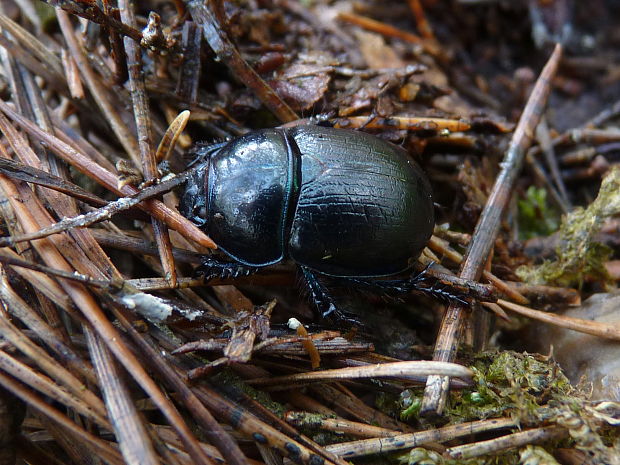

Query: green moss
left=517, top=186, right=560, bottom=240
left=453, top=351, right=573, bottom=423
left=212, top=369, right=287, bottom=418
left=517, top=166, right=620, bottom=287
left=377, top=391, right=409, bottom=420
left=398, top=447, right=519, bottom=465
left=34, top=1, right=57, bottom=31
left=400, top=447, right=444, bottom=464
left=396, top=351, right=619, bottom=464
left=399, top=351, right=573, bottom=425
left=400, top=394, right=423, bottom=421
left=519, top=445, right=560, bottom=465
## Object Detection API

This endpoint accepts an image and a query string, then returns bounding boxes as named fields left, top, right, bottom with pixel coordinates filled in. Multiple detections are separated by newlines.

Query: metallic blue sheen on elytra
left=204, top=129, right=300, bottom=266
left=181, top=126, right=434, bottom=278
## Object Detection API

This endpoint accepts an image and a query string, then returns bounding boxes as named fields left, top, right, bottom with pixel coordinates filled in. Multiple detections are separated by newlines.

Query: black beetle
left=180, top=125, right=448, bottom=319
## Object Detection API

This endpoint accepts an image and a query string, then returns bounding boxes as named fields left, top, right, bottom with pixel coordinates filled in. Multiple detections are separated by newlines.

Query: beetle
left=180, top=125, right=457, bottom=320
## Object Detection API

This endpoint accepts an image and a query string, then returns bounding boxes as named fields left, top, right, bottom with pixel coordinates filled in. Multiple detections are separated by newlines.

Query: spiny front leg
left=196, top=256, right=260, bottom=281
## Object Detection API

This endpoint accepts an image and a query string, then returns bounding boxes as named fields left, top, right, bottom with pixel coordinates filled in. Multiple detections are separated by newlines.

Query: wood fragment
left=326, top=417, right=517, bottom=458
left=338, top=11, right=444, bottom=59
left=175, top=22, right=202, bottom=104
left=406, top=0, right=436, bottom=40
left=496, top=298, right=620, bottom=341
left=285, top=411, right=402, bottom=439
left=84, top=327, right=160, bottom=465
left=119, top=0, right=177, bottom=286
left=247, top=361, right=474, bottom=390
left=446, top=425, right=567, bottom=460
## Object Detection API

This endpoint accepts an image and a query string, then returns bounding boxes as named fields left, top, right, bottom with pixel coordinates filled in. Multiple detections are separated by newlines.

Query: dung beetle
left=180, top=125, right=456, bottom=320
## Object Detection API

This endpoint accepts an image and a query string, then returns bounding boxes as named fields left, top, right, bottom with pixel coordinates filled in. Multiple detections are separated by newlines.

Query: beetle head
left=179, top=141, right=226, bottom=227
left=179, top=160, right=208, bottom=227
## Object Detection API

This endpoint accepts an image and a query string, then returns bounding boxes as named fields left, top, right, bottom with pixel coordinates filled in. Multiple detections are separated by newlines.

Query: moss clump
left=448, top=351, right=573, bottom=423
left=399, top=390, right=423, bottom=421
left=281, top=412, right=350, bottom=445
left=399, top=350, right=573, bottom=424
left=517, top=166, right=620, bottom=287
left=518, top=186, right=560, bottom=240
left=398, top=351, right=620, bottom=464
left=400, top=447, right=444, bottom=464
left=212, top=369, right=288, bottom=418
left=519, top=445, right=561, bottom=465
left=398, top=447, right=519, bottom=465
left=377, top=391, right=410, bottom=420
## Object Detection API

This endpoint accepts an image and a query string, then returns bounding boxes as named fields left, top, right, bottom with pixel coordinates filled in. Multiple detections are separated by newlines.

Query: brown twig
left=57, top=9, right=142, bottom=167
left=90, top=229, right=203, bottom=265
left=0, top=290, right=106, bottom=423
left=327, top=418, right=517, bottom=458
left=119, top=0, right=177, bottom=286
left=0, top=248, right=73, bottom=313
left=333, top=115, right=473, bottom=132
left=155, top=344, right=349, bottom=465
left=502, top=282, right=580, bottom=306
left=0, top=163, right=197, bottom=247
left=0, top=266, right=95, bottom=382
left=0, top=15, right=64, bottom=81
left=0, top=153, right=214, bottom=465
left=406, top=0, right=436, bottom=40
left=0, top=99, right=216, bottom=248
left=446, top=425, right=567, bottom=460
left=496, top=299, right=620, bottom=340
left=421, top=44, right=563, bottom=416
left=247, top=361, right=474, bottom=390
left=0, top=372, right=124, bottom=464
left=0, top=153, right=107, bottom=207
left=83, top=326, right=160, bottom=465
left=425, top=235, right=526, bottom=306
left=338, top=11, right=444, bottom=60
left=46, top=0, right=145, bottom=45
left=107, top=305, right=250, bottom=465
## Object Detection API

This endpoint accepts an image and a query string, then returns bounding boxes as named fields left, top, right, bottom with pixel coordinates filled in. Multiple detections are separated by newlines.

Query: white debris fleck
left=287, top=318, right=302, bottom=330
left=178, top=307, right=202, bottom=321
left=121, top=293, right=173, bottom=322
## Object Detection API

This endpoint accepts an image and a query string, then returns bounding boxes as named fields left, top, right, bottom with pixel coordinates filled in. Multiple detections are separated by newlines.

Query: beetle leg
left=348, top=269, right=471, bottom=307
left=196, top=257, right=259, bottom=281
left=408, top=278, right=470, bottom=306
left=300, top=267, right=337, bottom=317
left=300, top=267, right=362, bottom=325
